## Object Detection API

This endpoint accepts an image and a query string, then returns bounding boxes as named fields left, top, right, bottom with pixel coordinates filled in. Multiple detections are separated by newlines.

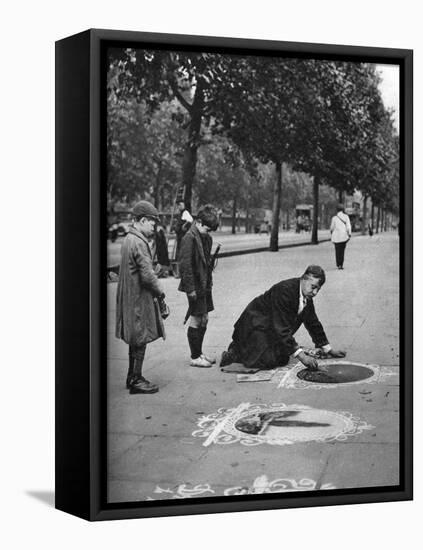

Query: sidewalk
left=107, top=232, right=399, bottom=502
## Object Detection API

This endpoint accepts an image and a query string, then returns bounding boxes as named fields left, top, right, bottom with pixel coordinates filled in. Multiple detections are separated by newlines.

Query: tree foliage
left=107, top=47, right=399, bottom=236
left=108, top=67, right=186, bottom=207
left=108, top=48, right=229, bottom=210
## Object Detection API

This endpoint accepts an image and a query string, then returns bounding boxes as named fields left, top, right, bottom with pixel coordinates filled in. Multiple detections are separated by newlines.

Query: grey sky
left=376, top=64, right=400, bottom=130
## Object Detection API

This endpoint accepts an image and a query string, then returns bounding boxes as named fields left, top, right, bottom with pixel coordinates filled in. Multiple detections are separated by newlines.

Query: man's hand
left=303, top=348, right=319, bottom=357
left=157, top=295, right=170, bottom=319
left=187, top=291, right=197, bottom=300
left=319, top=348, right=346, bottom=359
left=298, top=351, right=319, bottom=370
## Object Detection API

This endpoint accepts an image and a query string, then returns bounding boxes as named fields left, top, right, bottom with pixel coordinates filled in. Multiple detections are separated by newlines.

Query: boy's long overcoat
left=116, top=227, right=164, bottom=346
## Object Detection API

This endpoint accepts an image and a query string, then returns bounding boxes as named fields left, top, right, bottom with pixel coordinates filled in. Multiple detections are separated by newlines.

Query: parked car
left=295, top=204, right=313, bottom=232
left=108, top=211, right=132, bottom=241
left=259, top=221, right=271, bottom=234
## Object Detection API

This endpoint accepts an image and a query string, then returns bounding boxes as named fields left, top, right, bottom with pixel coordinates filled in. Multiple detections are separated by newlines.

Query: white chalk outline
left=193, top=402, right=374, bottom=447
left=278, top=360, right=380, bottom=390
left=146, top=476, right=337, bottom=500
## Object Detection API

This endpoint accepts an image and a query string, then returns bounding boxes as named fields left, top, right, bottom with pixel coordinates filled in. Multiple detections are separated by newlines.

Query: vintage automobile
left=108, top=211, right=132, bottom=241
left=295, top=204, right=313, bottom=232
left=345, top=207, right=362, bottom=232
left=253, top=220, right=271, bottom=234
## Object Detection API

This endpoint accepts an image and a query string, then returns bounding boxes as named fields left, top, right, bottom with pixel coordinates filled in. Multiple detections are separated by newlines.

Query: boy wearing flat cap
left=115, top=200, right=169, bottom=394
left=178, top=204, right=219, bottom=368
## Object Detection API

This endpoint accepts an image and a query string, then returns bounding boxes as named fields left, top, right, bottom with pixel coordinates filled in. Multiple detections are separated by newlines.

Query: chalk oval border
left=278, top=360, right=380, bottom=390
left=193, top=402, right=374, bottom=447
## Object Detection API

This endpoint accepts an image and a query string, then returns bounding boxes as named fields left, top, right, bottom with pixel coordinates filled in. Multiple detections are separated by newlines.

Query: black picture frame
left=55, top=28, right=413, bottom=521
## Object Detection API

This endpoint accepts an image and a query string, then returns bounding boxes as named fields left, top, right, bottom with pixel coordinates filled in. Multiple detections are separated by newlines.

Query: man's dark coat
left=231, top=277, right=329, bottom=369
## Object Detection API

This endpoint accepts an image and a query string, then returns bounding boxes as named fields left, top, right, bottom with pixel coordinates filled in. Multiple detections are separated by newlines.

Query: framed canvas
left=55, top=28, right=412, bottom=521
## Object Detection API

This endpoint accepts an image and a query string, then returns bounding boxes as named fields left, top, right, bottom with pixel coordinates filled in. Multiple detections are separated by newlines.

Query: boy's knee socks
left=129, top=344, right=146, bottom=378
left=198, top=325, right=207, bottom=350
left=187, top=326, right=202, bottom=359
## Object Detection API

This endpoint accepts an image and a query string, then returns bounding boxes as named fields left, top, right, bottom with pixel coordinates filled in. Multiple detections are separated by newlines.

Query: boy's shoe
left=190, top=356, right=213, bottom=368
left=201, top=353, right=216, bottom=364
left=129, top=376, right=159, bottom=394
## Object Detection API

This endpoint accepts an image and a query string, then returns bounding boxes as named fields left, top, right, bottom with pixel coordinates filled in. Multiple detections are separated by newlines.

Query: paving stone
left=319, top=442, right=400, bottom=489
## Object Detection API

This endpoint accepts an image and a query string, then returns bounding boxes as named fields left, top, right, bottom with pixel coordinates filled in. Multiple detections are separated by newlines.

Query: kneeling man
left=220, top=265, right=345, bottom=372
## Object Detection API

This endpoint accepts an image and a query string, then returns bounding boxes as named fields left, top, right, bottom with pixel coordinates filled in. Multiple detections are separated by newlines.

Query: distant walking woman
left=330, top=204, right=352, bottom=270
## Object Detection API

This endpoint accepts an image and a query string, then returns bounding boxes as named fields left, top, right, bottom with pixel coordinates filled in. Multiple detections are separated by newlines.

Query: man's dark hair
left=196, top=204, right=219, bottom=231
left=133, top=214, right=151, bottom=223
left=301, top=265, right=326, bottom=285
left=133, top=214, right=156, bottom=223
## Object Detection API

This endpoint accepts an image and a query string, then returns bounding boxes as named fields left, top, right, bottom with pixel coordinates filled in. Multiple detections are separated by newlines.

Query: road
left=108, top=228, right=332, bottom=267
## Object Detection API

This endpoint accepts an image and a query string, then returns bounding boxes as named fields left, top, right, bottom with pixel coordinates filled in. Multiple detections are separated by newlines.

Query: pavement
left=107, top=232, right=399, bottom=503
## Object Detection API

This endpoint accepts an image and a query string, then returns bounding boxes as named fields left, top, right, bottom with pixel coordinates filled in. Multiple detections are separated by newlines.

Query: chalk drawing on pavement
left=277, top=361, right=380, bottom=390
left=148, top=484, right=214, bottom=499
left=224, top=475, right=336, bottom=495
left=192, top=402, right=374, bottom=447
left=145, top=475, right=336, bottom=500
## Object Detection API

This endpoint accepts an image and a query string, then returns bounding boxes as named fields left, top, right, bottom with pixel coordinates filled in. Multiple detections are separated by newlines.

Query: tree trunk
left=270, top=161, right=283, bottom=251
left=181, top=83, right=204, bottom=212
left=371, top=202, right=375, bottom=231
left=245, top=190, right=251, bottom=233
left=160, top=186, right=165, bottom=215
left=153, top=161, right=162, bottom=209
left=231, top=196, right=237, bottom=235
left=311, top=176, right=319, bottom=244
left=361, top=195, right=368, bottom=235
left=376, top=206, right=381, bottom=233
left=338, top=190, right=343, bottom=204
